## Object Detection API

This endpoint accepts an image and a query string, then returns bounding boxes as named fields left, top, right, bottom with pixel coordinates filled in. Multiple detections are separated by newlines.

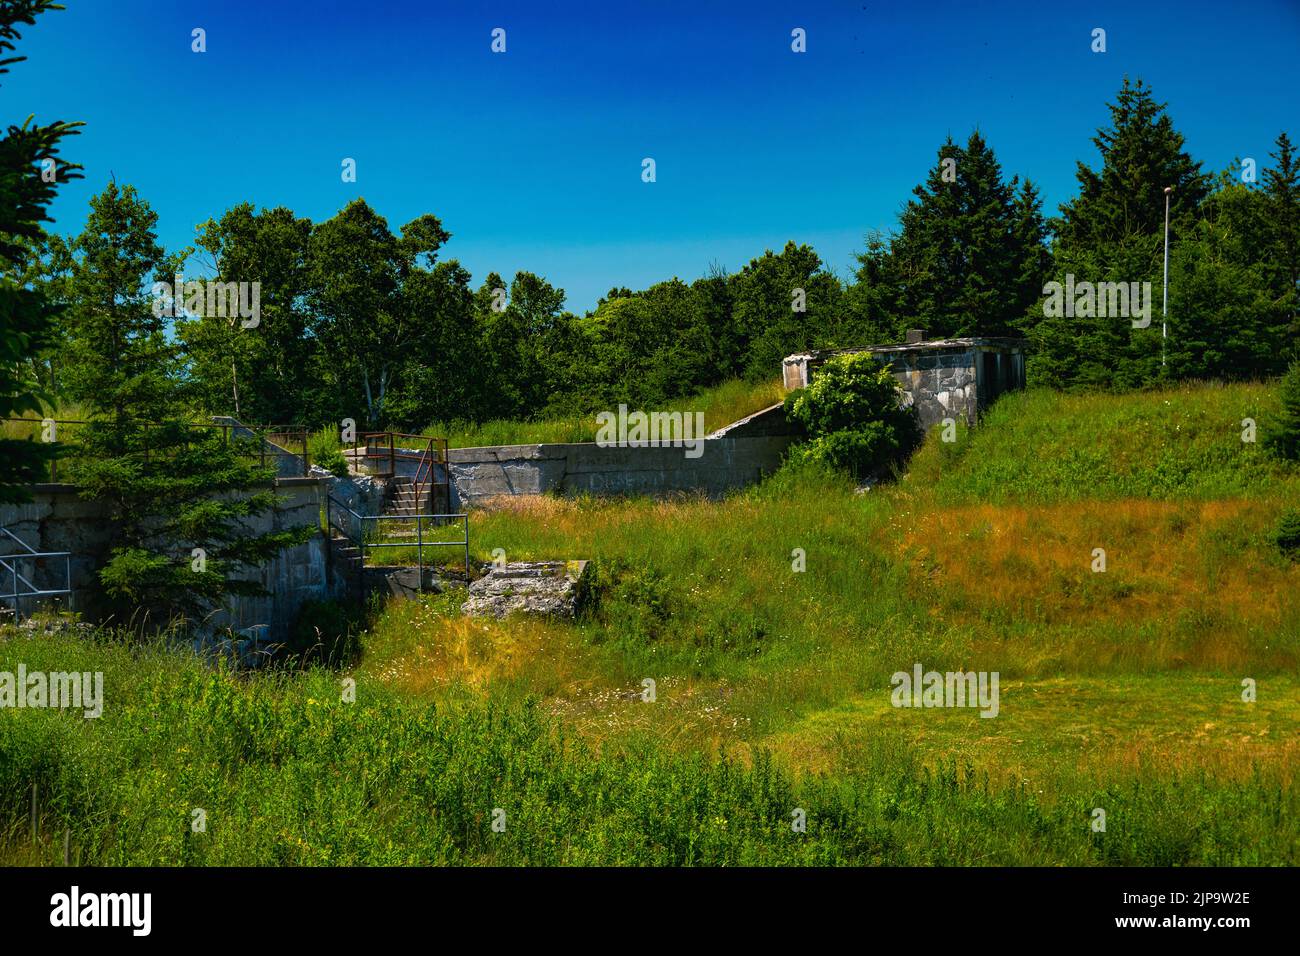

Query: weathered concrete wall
left=447, top=433, right=796, bottom=508
left=0, top=479, right=333, bottom=638
left=782, top=338, right=1027, bottom=430
left=707, top=402, right=797, bottom=439
left=208, top=478, right=332, bottom=637
left=0, top=486, right=111, bottom=606
left=889, top=350, right=979, bottom=428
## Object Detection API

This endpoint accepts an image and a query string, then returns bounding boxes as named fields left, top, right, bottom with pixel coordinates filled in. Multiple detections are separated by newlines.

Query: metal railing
left=355, top=432, right=451, bottom=514
left=0, top=526, right=73, bottom=622
left=325, top=495, right=469, bottom=591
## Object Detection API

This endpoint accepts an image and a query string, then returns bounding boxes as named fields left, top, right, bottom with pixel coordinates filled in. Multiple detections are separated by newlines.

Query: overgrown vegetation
left=5, top=381, right=1297, bottom=865
left=783, top=354, right=918, bottom=480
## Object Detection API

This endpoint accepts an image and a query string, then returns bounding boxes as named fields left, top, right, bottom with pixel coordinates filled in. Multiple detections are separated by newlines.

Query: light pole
left=1162, top=185, right=1173, bottom=368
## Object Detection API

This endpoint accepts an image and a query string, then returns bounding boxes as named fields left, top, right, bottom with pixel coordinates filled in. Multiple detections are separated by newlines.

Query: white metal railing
left=0, top=526, right=73, bottom=622
left=325, top=495, right=469, bottom=590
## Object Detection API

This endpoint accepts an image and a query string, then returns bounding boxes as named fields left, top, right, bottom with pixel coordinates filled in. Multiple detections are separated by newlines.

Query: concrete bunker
left=782, top=330, right=1027, bottom=430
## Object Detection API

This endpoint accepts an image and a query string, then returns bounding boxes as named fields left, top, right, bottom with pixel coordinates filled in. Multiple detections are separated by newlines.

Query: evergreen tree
left=1031, top=78, right=1207, bottom=388
left=1265, top=361, right=1300, bottom=462
left=0, top=0, right=81, bottom=502
left=1263, top=132, right=1300, bottom=359
left=60, top=183, right=309, bottom=627
left=859, top=132, right=1046, bottom=340
left=1056, top=77, right=1208, bottom=249
left=1164, top=168, right=1286, bottom=380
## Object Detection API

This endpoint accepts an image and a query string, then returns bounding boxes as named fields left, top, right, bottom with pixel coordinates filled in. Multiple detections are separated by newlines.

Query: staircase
left=385, top=476, right=435, bottom=517
left=324, top=490, right=470, bottom=601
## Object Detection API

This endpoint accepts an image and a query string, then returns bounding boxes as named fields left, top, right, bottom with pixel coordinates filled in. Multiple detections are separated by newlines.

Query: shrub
left=783, top=353, right=918, bottom=479
left=1276, top=510, right=1300, bottom=560
left=1264, top=362, right=1300, bottom=462
left=308, top=426, right=349, bottom=478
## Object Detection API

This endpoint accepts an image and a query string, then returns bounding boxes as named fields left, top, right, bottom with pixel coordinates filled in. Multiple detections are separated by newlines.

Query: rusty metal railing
left=355, top=432, right=450, bottom=514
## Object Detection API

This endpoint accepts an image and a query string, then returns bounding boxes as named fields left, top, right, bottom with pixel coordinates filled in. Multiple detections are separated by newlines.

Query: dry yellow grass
left=888, top=498, right=1298, bottom=670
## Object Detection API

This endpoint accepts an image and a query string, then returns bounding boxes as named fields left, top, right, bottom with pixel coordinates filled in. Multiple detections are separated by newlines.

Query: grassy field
left=3, top=380, right=1298, bottom=865
left=422, top=377, right=787, bottom=448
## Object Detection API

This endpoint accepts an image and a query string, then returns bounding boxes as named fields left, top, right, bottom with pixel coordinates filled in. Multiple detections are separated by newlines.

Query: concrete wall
left=447, top=433, right=797, bottom=508
left=890, top=350, right=979, bottom=428
left=0, top=479, right=333, bottom=638
left=782, top=339, right=1027, bottom=430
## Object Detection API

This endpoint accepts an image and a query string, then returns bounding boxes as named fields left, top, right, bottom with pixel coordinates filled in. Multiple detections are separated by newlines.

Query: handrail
left=324, top=495, right=468, bottom=591
left=352, top=431, right=450, bottom=516
left=0, top=526, right=73, bottom=621
left=0, top=526, right=39, bottom=555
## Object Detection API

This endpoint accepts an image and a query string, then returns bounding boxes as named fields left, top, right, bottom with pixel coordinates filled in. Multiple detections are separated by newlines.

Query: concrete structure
left=462, top=560, right=591, bottom=618
left=1, top=479, right=332, bottom=639
left=782, top=333, right=1027, bottom=430
left=444, top=404, right=798, bottom=508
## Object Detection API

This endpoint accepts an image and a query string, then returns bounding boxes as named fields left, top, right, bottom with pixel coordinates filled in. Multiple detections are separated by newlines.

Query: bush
left=1276, top=510, right=1300, bottom=560
left=783, top=353, right=918, bottom=479
left=308, top=426, right=349, bottom=478
left=1264, top=362, right=1300, bottom=462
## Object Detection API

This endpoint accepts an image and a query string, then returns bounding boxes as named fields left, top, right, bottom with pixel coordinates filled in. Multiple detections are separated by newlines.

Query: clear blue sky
left=9, top=0, right=1300, bottom=313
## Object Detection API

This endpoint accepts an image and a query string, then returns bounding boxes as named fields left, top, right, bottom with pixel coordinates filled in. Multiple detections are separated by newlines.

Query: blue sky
left=9, top=0, right=1300, bottom=313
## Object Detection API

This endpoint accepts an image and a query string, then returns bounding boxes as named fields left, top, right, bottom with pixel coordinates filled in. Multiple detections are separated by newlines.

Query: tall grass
left=423, top=378, right=786, bottom=448
left=2, top=631, right=1295, bottom=865
left=908, top=382, right=1291, bottom=502
left=4, top=380, right=1299, bottom=865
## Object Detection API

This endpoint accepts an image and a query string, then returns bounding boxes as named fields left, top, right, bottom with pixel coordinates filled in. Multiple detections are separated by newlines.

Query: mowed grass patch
left=759, top=675, right=1300, bottom=784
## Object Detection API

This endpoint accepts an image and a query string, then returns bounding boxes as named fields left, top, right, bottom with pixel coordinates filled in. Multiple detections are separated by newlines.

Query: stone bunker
left=782, top=331, right=1027, bottom=430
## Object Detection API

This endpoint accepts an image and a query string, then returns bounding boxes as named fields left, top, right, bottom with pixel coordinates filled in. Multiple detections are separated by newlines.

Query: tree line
left=14, top=78, right=1298, bottom=438
left=4, top=0, right=1298, bottom=626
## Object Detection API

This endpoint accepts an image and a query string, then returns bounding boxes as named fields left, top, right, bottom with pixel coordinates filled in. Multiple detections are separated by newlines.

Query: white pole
left=1162, top=186, right=1172, bottom=368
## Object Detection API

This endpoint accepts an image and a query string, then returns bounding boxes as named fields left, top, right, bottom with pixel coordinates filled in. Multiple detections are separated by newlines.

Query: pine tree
left=1265, top=361, right=1300, bottom=462
left=60, top=183, right=311, bottom=628
left=1057, top=77, right=1207, bottom=249
left=0, top=0, right=81, bottom=502
left=869, top=131, right=1045, bottom=339
left=1263, top=132, right=1300, bottom=359
left=1164, top=167, right=1285, bottom=380
left=1032, top=78, right=1207, bottom=388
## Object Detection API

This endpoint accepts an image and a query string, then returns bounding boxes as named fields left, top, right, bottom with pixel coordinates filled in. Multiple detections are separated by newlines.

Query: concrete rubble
left=461, top=560, right=590, bottom=619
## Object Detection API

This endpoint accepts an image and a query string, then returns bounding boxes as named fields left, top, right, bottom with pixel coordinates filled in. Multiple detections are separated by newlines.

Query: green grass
left=3, top=378, right=1299, bottom=865
left=2, top=631, right=1294, bottom=865
left=423, top=377, right=786, bottom=448
left=908, top=381, right=1289, bottom=502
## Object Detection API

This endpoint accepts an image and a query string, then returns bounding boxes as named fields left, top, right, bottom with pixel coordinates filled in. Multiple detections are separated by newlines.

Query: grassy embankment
left=421, top=377, right=787, bottom=448
left=2, top=380, right=1297, bottom=864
